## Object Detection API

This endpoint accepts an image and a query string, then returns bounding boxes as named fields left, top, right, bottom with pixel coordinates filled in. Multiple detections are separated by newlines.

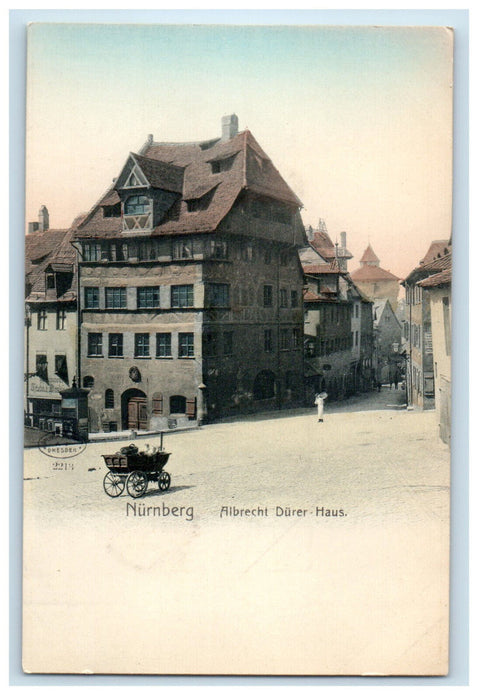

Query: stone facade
left=74, top=117, right=306, bottom=432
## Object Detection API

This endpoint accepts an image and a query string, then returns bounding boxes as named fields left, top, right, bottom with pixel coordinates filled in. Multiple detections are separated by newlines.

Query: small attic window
left=103, top=202, right=121, bottom=218
left=210, top=154, right=237, bottom=174
left=186, top=187, right=216, bottom=213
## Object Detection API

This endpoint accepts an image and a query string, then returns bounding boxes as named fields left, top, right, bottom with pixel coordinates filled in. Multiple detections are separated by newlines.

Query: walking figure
left=315, top=392, right=327, bottom=423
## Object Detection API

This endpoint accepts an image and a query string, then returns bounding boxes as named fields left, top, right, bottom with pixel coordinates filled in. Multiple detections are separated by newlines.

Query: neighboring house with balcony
left=73, top=115, right=306, bottom=432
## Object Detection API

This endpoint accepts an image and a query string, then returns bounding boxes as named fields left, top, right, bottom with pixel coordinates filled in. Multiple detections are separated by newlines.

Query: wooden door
left=127, top=397, right=148, bottom=430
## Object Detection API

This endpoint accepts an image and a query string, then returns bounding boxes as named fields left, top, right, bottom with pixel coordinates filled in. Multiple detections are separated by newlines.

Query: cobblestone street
left=23, top=393, right=450, bottom=675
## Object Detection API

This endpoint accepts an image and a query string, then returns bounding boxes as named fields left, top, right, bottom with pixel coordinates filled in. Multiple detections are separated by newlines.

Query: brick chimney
left=221, top=114, right=238, bottom=141
left=340, top=231, right=347, bottom=248
left=38, top=205, right=49, bottom=232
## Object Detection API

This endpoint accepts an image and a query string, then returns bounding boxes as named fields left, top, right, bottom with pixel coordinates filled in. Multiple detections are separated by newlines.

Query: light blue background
left=10, top=8, right=469, bottom=687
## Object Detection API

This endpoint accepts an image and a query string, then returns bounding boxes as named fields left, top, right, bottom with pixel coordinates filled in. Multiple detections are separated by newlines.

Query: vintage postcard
left=23, top=23, right=453, bottom=675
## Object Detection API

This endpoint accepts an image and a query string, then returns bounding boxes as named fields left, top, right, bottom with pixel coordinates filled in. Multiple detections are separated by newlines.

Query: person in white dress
left=315, top=393, right=326, bottom=422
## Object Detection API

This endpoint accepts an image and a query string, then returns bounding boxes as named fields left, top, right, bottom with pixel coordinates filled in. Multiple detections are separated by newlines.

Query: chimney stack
left=38, top=205, right=49, bottom=232
left=340, top=231, right=347, bottom=248
left=221, top=114, right=238, bottom=141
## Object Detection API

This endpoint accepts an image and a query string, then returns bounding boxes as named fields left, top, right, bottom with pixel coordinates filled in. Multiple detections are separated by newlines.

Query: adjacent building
left=73, top=115, right=306, bottom=432
left=372, top=299, right=403, bottom=386
left=300, top=237, right=374, bottom=403
left=350, top=244, right=400, bottom=311
left=402, top=241, right=451, bottom=409
left=24, top=208, right=78, bottom=430
left=419, top=253, right=452, bottom=443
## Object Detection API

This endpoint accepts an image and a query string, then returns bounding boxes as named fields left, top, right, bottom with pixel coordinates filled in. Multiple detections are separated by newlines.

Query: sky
left=25, top=23, right=454, bottom=279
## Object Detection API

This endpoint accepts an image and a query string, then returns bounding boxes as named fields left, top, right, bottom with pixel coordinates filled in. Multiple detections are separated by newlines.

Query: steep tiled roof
left=360, top=244, right=380, bottom=264
left=403, top=251, right=452, bottom=285
left=418, top=269, right=451, bottom=288
left=420, top=240, right=449, bottom=265
left=308, top=230, right=336, bottom=261
left=26, top=228, right=77, bottom=302
left=418, top=253, right=452, bottom=288
left=350, top=265, right=400, bottom=282
left=302, top=262, right=340, bottom=275
left=75, top=129, right=302, bottom=240
left=25, top=230, right=68, bottom=268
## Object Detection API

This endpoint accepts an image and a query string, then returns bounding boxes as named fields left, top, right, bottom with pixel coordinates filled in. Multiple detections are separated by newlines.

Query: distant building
left=300, top=239, right=373, bottom=402
left=402, top=240, right=451, bottom=409
left=372, top=299, right=403, bottom=386
left=305, top=220, right=353, bottom=272
left=419, top=252, right=452, bottom=443
left=24, top=207, right=78, bottom=429
left=73, top=115, right=306, bottom=432
left=350, top=243, right=400, bottom=311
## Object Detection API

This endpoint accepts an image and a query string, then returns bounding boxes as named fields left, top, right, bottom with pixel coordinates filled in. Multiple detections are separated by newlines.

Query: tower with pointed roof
left=73, top=115, right=306, bottom=431
left=350, top=243, right=400, bottom=310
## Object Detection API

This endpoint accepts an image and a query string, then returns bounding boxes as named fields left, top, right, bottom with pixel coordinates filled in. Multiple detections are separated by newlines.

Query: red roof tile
left=350, top=265, right=400, bottom=281
left=302, top=262, right=340, bottom=274
left=419, top=240, right=449, bottom=265
left=75, top=128, right=302, bottom=240
left=360, top=244, right=380, bottom=264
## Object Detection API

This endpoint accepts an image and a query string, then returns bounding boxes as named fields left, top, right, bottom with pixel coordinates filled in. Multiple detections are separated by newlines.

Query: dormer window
left=210, top=154, right=237, bottom=174
left=125, top=195, right=149, bottom=215
left=46, top=273, right=55, bottom=290
left=123, top=195, right=152, bottom=231
left=103, top=203, right=121, bottom=218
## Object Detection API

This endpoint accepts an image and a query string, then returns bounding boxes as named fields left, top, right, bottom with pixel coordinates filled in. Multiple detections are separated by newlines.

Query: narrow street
left=23, top=392, right=450, bottom=675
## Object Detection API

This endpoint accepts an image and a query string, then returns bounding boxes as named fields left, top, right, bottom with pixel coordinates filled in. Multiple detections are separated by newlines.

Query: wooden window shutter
left=186, top=397, right=196, bottom=418
left=152, top=394, right=163, bottom=415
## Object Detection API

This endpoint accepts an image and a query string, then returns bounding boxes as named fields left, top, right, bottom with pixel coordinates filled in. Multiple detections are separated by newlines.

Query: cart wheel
left=158, top=471, right=171, bottom=492
left=126, top=471, right=148, bottom=499
left=103, top=471, right=125, bottom=498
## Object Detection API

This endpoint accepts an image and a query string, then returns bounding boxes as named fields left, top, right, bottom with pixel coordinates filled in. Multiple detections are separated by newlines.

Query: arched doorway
left=253, top=370, right=276, bottom=400
left=121, top=388, right=147, bottom=430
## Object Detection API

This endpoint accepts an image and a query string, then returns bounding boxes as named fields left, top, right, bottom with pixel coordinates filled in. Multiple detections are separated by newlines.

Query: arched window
left=124, top=195, right=149, bottom=215
left=83, top=376, right=94, bottom=389
left=105, top=389, right=114, bottom=409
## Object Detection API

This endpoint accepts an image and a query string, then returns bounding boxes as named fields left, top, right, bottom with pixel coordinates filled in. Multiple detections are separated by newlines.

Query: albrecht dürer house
left=73, top=115, right=306, bottom=433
